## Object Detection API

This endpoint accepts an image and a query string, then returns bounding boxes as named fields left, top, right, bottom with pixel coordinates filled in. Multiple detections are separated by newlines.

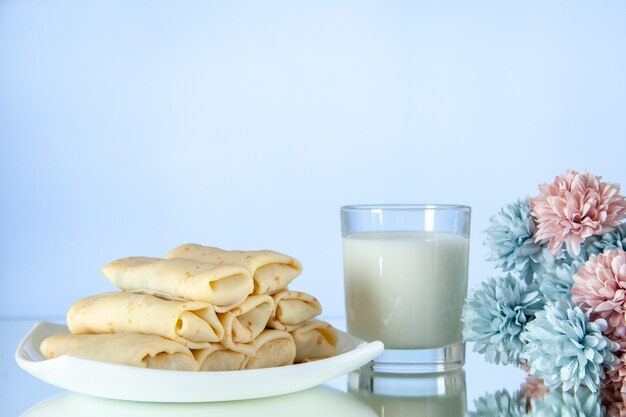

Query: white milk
left=343, top=231, right=469, bottom=349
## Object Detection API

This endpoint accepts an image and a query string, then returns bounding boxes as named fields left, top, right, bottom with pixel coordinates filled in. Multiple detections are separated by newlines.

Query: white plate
left=15, top=321, right=384, bottom=403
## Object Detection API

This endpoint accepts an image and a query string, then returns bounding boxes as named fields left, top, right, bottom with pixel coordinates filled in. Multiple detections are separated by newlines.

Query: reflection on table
left=21, top=384, right=375, bottom=417
left=467, top=374, right=626, bottom=417
left=28, top=359, right=621, bottom=417
left=348, top=369, right=467, bottom=417
left=22, top=369, right=472, bottom=417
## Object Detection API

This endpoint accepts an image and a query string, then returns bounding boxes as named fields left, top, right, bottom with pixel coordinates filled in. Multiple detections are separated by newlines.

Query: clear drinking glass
left=341, top=204, right=471, bottom=373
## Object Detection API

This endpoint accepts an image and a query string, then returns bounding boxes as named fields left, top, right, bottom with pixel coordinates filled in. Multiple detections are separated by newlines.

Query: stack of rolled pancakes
left=40, top=244, right=338, bottom=371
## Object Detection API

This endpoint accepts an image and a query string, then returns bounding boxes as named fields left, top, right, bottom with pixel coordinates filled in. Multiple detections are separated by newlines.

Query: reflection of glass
left=348, top=369, right=467, bottom=417
left=21, top=385, right=377, bottom=417
left=341, top=205, right=471, bottom=373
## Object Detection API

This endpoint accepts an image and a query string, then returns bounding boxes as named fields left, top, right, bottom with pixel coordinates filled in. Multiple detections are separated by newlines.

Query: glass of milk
left=341, top=204, right=470, bottom=373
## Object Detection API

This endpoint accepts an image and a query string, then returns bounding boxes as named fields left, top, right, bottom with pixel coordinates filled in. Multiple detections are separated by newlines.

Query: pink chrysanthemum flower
left=572, top=248, right=626, bottom=337
left=531, top=170, right=626, bottom=256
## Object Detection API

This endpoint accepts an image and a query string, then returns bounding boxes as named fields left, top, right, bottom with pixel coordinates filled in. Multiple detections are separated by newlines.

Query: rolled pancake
left=219, top=295, right=274, bottom=352
left=244, top=330, right=296, bottom=370
left=101, top=257, right=253, bottom=311
left=166, top=244, right=303, bottom=294
left=267, top=290, right=322, bottom=332
left=193, top=344, right=249, bottom=371
left=67, top=292, right=223, bottom=348
left=40, top=333, right=198, bottom=371
left=290, top=320, right=338, bottom=363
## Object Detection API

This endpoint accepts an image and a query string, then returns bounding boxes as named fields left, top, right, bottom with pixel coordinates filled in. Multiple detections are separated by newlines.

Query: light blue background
left=1, top=0, right=625, bottom=318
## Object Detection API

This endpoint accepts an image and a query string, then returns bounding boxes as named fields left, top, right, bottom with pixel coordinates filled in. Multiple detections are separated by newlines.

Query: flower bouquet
left=463, top=170, right=626, bottom=395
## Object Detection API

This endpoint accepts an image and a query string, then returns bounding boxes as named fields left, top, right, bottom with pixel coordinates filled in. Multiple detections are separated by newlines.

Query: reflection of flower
left=520, top=299, right=619, bottom=392
left=520, top=375, right=549, bottom=401
left=463, top=275, right=543, bottom=365
left=469, top=390, right=527, bottom=417
left=528, top=387, right=602, bottom=417
left=572, top=248, right=626, bottom=338
left=485, top=199, right=542, bottom=283
left=602, top=381, right=624, bottom=404
left=607, top=403, right=626, bottom=417
left=470, top=387, right=603, bottom=417
left=602, top=383, right=626, bottom=417
left=531, top=170, right=626, bottom=256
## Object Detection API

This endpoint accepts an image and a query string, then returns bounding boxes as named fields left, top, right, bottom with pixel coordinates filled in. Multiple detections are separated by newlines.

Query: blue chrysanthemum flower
left=485, top=199, right=543, bottom=283
left=528, top=386, right=602, bottom=417
left=469, top=390, right=527, bottom=417
left=520, top=299, right=620, bottom=393
left=582, top=223, right=626, bottom=258
left=533, top=245, right=584, bottom=275
left=463, top=275, right=544, bottom=365
left=537, top=259, right=584, bottom=304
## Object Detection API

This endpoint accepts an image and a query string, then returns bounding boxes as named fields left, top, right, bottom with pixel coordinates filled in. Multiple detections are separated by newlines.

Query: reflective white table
left=3, top=318, right=527, bottom=417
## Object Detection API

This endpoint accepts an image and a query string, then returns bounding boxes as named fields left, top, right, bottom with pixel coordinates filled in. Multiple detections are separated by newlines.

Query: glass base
left=349, top=368, right=466, bottom=397
left=366, top=342, right=465, bottom=374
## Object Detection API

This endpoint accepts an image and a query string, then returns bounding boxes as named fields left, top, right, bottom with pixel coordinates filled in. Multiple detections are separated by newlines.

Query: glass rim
left=341, top=204, right=470, bottom=212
